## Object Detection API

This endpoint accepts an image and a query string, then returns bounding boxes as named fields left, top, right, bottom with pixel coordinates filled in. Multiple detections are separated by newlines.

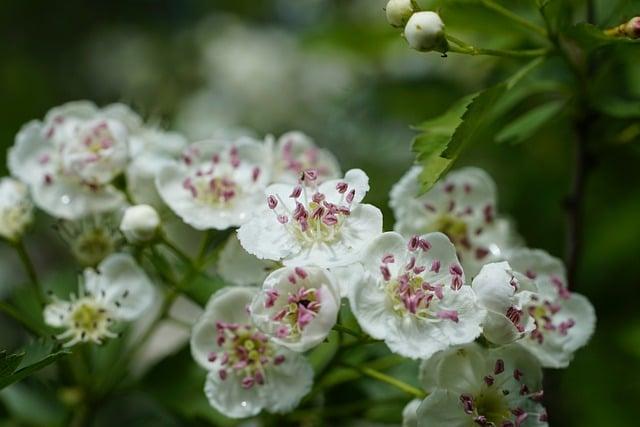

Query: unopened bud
left=404, top=11, right=448, bottom=53
left=385, top=0, right=415, bottom=28
left=120, top=204, right=160, bottom=243
left=625, top=17, right=640, bottom=38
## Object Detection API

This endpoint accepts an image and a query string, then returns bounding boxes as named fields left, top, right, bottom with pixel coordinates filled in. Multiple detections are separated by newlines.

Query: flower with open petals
left=0, top=177, right=33, bottom=242
left=191, top=287, right=313, bottom=418
left=472, top=261, right=538, bottom=345
left=157, top=137, right=271, bottom=230
left=8, top=101, right=138, bottom=219
left=390, top=167, right=521, bottom=277
left=416, top=343, right=548, bottom=427
left=348, top=231, right=485, bottom=359
left=44, top=253, right=155, bottom=346
left=507, top=248, right=596, bottom=368
left=269, top=131, right=341, bottom=184
left=250, top=266, right=340, bottom=352
left=238, top=169, right=383, bottom=267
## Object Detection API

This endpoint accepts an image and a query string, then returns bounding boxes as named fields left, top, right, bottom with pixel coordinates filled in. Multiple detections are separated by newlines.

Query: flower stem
left=447, top=40, right=550, bottom=58
left=158, top=235, right=193, bottom=268
left=332, top=323, right=367, bottom=340
left=340, top=363, right=426, bottom=398
left=480, top=0, right=548, bottom=37
left=13, top=239, right=44, bottom=305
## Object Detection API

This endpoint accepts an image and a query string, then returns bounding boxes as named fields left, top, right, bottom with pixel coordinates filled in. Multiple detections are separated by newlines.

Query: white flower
left=8, top=101, right=139, bottom=219
left=402, top=398, right=422, bottom=427
left=507, top=248, right=596, bottom=368
left=120, top=204, right=160, bottom=243
left=249, top=266, right=340, bottom=352
left=238, top=169, right=383, bottom=267
left=348, top=231, right=485, bottom=359
left=404, top=11, right=448, bottom=53
left=191, top=287, right=313, bottom=419
left=417, top=343, right=548, bottom=427
left=156, top=137, right=271, bottom=230
left=386, top=0, right=416, bottom=28
left=472, top=261, right=538, bottom=345
left=126, top=127, right=188, bottom=207
left=0, top=177, right=33, bottom=242
left=218, top=234, right=279, bottom=286
left=44, top=253, right=154, bottom=346
left=269, top=131, right=341, bottom=184
left=56, top=212, right=124, bottom=267
left=390, top=166, right=521, bottom=277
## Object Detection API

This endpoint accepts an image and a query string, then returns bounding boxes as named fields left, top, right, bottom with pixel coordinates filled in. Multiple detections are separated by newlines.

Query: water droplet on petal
left=61, top=195, right=71, bottom=205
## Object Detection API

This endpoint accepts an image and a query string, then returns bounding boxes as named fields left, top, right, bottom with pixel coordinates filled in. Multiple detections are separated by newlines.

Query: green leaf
left=595, top=97, right=640, bottom=118
left=496, top=99, right=566, bottom=144
left=0, top=340, right=69, bottom=390
left=566, top=23, right=640, bottom=51
left=538, top=0, right=573, bottom=35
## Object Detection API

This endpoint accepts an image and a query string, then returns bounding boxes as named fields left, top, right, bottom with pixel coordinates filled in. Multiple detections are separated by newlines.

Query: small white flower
left=191, top=287, right=313, bottom=419
left=404, top=11, right=448, bottom=53
left=507, top=248, right=596, bottom=368
left=0, top=177, right=33, bottom=242
left=8, top=101, right=140, bottom=219
left=269, top=131, right=341, bottom=184
left=250, top=266, right=340, bottom=352
left=44, top=253, right=154, bottom=346
left=348, top=231, right=485, bottom=359
left=238, top=168, right=383, bottom=267
left=390, top=167, right=521, bottom=277
left=218, top=234, right=280, bottom=287
left=472, top=261, right=538, bottom=345
left=126, top=127, right=188, bottom=207
left=386, top=0, right=416, bottom=28
left=402, top=398, right=422, bottom=427
left=156, top=137, right=271, bottom=230
left=120, top=204, right=160, bottom=243
left=417, top=343, right=548, bottom=427
left=56, top=212, right=124, bottom=267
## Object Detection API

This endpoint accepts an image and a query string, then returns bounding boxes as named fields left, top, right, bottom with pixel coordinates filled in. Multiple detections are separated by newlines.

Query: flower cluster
left=3, top=100, right=595, bottom=423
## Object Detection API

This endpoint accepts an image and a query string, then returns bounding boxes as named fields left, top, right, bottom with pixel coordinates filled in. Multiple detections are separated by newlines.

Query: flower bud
left=385, top=0, right=415, bottom=28
left=404, top=11, right=448, bottom=53
left=120, top=204, right=160, bottom=243
left=624, top=17, right=640, bottom=39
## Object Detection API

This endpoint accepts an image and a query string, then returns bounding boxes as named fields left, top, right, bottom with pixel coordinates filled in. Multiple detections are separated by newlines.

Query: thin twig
left=340, top=363, right=426, bottom=398
left=480, top=0, right=548, bottom=37
left=13, top=239, right=45, bottom=305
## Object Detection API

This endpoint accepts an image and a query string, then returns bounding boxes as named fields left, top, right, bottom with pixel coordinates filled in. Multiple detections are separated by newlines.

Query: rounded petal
left=420, top=343, right=486, bottom=395
left=218, top=234, right=277, bottom=286
left=319, top=168, right=370, bottom=205
left=8, top=121, right=53, bottom=187
left=260, top=350, right=314, bottom=413
left=402, top=398, right=422, bottom=427
left=43, top=300, right=72, bottom=328
left=204, top=369, right=263, bottom=418
left=237, top=208, right=301, bottom=262
left=507, top=248, right=565, bottom=279
left=190, top=287, right=256, bottom=369
left=348, top=270, right=391, bottom=339
left=87, top=253, right=155, bottom=321
left=416, top=389, right=472, bottom=427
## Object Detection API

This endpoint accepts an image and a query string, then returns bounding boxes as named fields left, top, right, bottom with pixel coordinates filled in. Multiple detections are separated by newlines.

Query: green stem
left=331, top=323, right=367, bottom=340
left=340, top=363, right=426, bottom=398
left=13, top=240, right=44, bottom=305
left=480, top=0, right=548, bottom=37
left=447, top=41, right=550, bottom=58
left=158, top=235, right=193, bottom=267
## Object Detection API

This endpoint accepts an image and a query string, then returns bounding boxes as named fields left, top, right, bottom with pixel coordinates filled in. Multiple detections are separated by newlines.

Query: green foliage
left=566, top=23, right=640, bottom=50
left=0, top=340, right=69, bottom=390
left=496, top=99, right=566, bottom=144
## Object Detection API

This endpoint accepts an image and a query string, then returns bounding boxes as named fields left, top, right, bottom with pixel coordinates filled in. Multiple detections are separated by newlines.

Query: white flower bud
left=385, top=0, right=415, bottom=28
left=120, top=204, right=160, bottom=243
left=404, top=11, right=448, bottom=53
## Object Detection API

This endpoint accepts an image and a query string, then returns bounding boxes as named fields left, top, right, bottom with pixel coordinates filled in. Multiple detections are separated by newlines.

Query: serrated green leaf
left=496, top=99, right=566, bottom=144
left=0, top=352, right=24, bottom=379
left=566, top=23, right=640, bottom=50
left=0, top=340, right=69, bottom=390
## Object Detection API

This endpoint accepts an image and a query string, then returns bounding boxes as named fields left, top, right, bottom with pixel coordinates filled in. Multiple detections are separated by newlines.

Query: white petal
left=402, top=399, right=422, bottom=427
left=319, top=168, right=370, bottom=205
left=359, top=231, right=407, bottom=276
left=416, top=389, right=472, bottom=427
left=218, top=234, right=277, bottom=286
left=43, top=300, right=72, bottom=328
left=190, top=287, right=256, bottom=369
left=348, top=270, right=390, bottom=339
left=237, top=208, right=301, bottom=262
left=260, top=350, right=314, bottom=413
left=419, top=343, right=486, bottom=395
left=87, top=253, right=155, bottom=321
left=204, top=369, right=263, bottom=418
left=506, top=248, right=565, bottom=279
left=8, top=121, right=53, bottom=187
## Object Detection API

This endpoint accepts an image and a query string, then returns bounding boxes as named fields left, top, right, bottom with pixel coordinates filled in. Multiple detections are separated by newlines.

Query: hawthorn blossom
left=191, top=287, right=313, bottom=418
left=416, top=343, right=548, bottom=427
left=156, top=137, right=271, bottom=230
left=250, top=266, right=340, bottom=352
left=472, top=262, right=538, bottom=346
left=402, top=399, right=422, bottom=427
left=8, top=101, right=138, bottom=219
left=44, top=253, right=154, bottom=346
left=217, top=234, right=279, bottom=287
left=56, top=212, right=124, bottom=267
left=269, top=131, right=340, bottom=184
left=126, top=127, right=188, bottom=207
left=0, top=177, right=33, bottom=242
left=507, top=248, right=596, bottom=368
left=390, top=167, right=521, bottom=277
left=238, top=169, right=383, bottom=267
left=348, top=231, right=485, bottom=359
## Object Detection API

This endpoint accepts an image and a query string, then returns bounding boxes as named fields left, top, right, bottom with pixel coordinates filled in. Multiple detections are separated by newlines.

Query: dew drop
left=61, top=195, right=71, bottom=205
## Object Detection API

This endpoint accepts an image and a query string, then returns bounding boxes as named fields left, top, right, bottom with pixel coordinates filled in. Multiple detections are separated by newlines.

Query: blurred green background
left=1, top=0, right=639, bottom=425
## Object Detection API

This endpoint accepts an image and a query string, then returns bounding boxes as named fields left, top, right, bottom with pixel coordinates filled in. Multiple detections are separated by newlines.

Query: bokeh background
left=1, top=0, right=639, bottom=426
